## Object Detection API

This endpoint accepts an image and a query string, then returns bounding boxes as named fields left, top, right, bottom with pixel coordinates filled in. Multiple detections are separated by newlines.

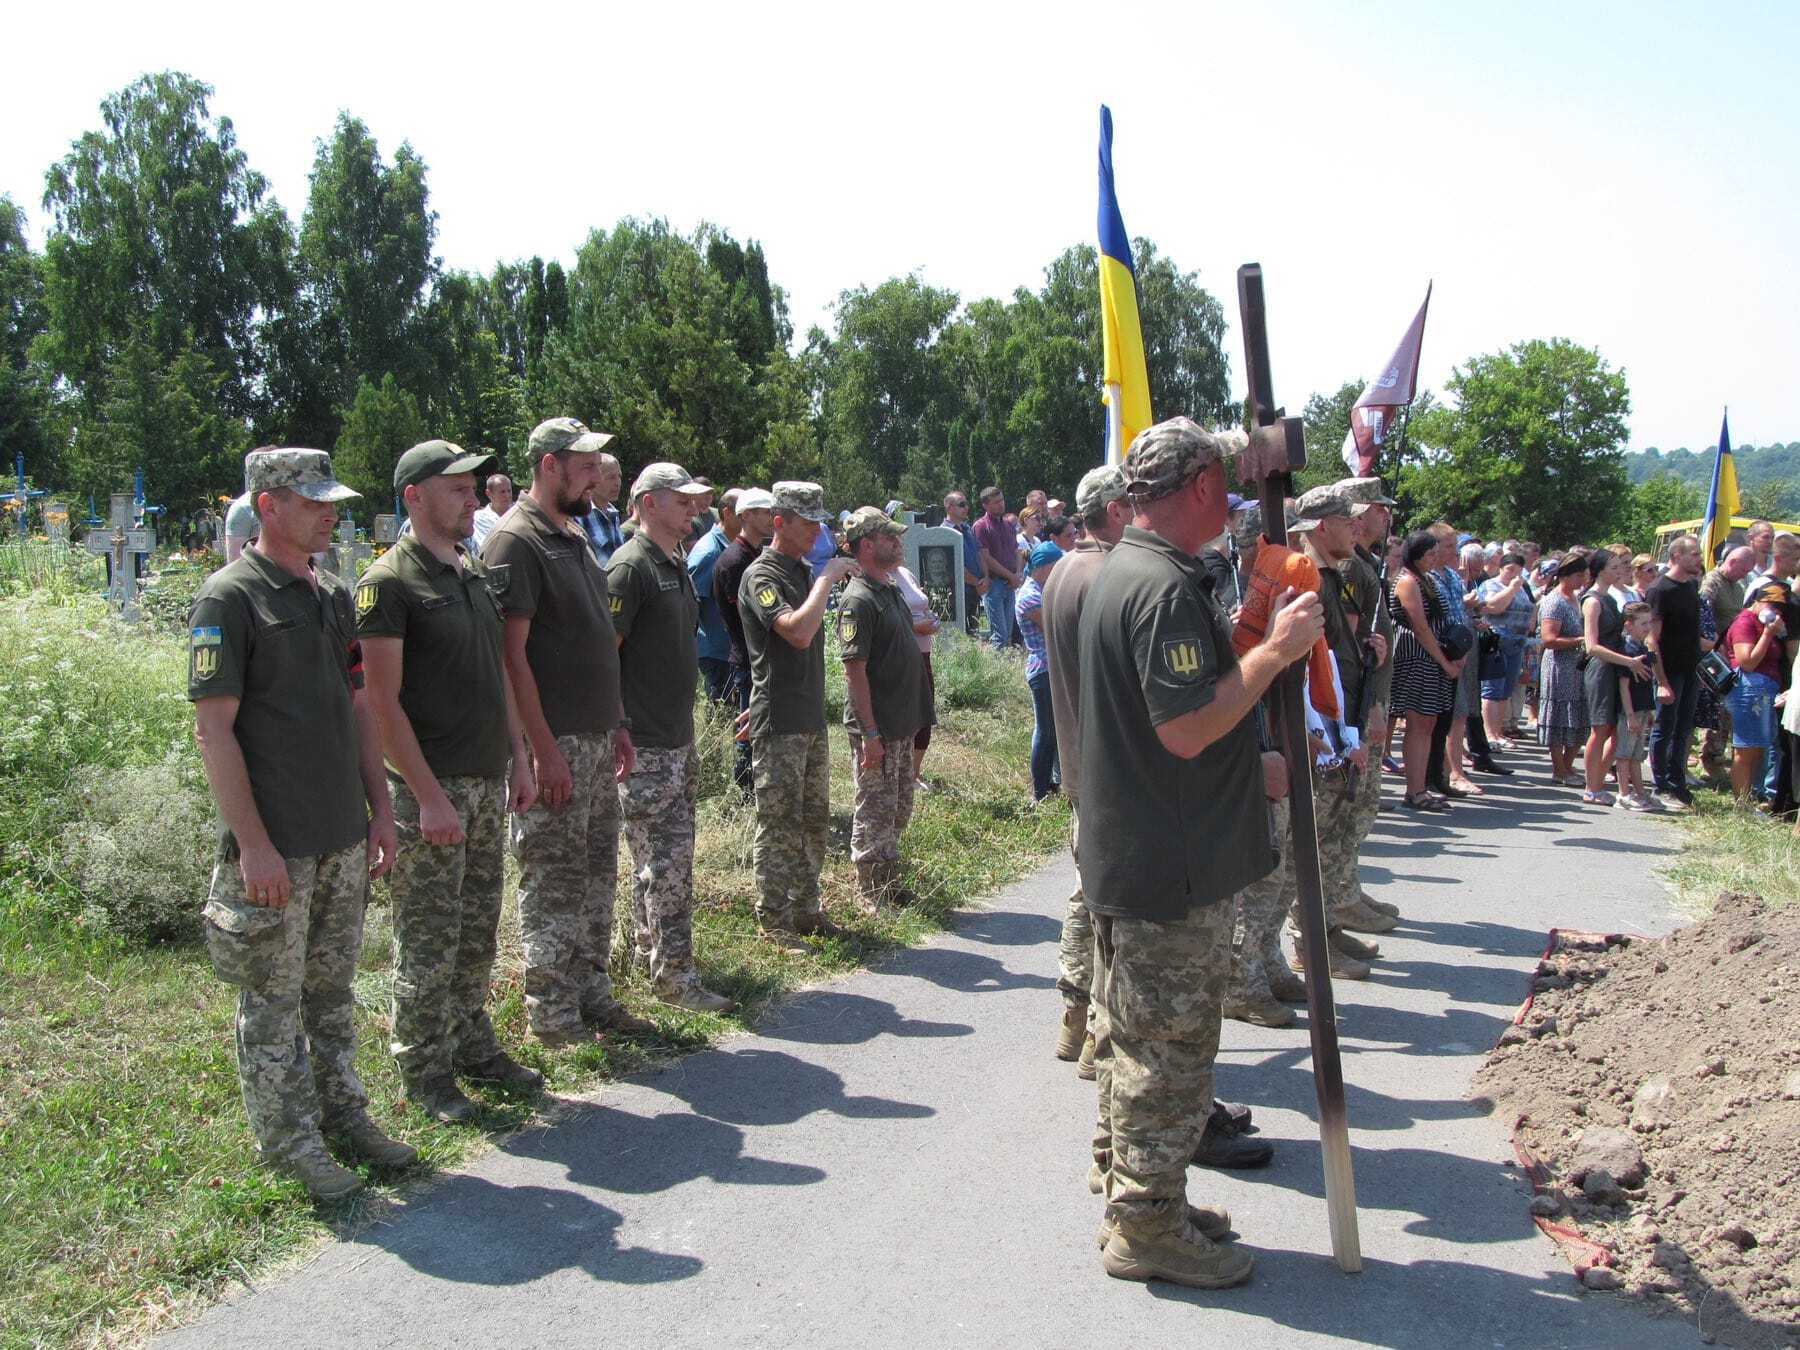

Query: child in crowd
left=1615, top=601, right=1658, bottom=810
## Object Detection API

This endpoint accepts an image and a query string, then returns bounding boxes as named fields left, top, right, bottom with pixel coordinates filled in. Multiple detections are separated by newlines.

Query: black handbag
left=1437, top=621, right=1475, bottom=662
left=1697, top=649, right=1740, bottom=699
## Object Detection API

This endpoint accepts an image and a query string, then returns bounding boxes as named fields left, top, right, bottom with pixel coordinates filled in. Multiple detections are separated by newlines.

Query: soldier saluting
left=187, top=448, right=410, bottom=1201
left=357, top=440, right=543, bottom=1123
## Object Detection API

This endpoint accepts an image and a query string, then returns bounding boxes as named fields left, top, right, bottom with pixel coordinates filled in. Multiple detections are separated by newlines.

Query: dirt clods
left=1477, top=892, right=1800, bottom=1349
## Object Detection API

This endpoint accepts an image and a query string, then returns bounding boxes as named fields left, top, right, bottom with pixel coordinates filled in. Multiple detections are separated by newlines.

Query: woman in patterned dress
left=1538, top=555, right=1592, bottom=783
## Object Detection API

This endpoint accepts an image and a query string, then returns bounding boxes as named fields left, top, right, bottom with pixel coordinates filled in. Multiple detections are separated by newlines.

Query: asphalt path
left=165, top=746, right=1703, bottom=1349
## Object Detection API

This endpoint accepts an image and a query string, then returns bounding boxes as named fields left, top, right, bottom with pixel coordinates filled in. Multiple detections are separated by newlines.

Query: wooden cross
left=1238, top=262, right=1363, bottom=1273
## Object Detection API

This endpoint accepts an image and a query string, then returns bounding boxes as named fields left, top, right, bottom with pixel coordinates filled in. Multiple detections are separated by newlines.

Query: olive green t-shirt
left=481, top=496, right=623, bottom=739
left=607, top=532, right=699, bottom=749
left=1076, top=526, right=1274, bottom=919
left=739, top=548, right=827, bottom=738
left=838, top=574, right=924, bottom=743
left=186, top=547, right=368, bottom=860
left=355, top=534, right=510, bottom=778
left=1349, top=545, right=1394, bottom=711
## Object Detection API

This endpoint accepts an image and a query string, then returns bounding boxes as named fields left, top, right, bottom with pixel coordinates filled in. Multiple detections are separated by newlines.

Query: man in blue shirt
left=688, top=488, right=739, bottom=703
left=576, top=447, right=625, bottom=565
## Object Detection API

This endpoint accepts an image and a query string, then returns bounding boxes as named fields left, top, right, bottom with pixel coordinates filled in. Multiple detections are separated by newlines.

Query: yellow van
left=1653, top=515, right=1800, bottom=563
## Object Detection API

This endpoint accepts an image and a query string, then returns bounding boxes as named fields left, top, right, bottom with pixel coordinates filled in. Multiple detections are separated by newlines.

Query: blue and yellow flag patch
left=191, top=626, right=223, bottom=681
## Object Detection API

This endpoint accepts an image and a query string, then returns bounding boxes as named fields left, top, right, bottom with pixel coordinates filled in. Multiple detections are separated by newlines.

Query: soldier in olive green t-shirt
left=606, top=461, right=735, bottom=1014
left=838, top=506, right=925, bottom=911
left=358, top=439, right=542, bottom=1123
left=187, top=449, right=406, bottom=1202
left=738, top=481, right=858, bottom=946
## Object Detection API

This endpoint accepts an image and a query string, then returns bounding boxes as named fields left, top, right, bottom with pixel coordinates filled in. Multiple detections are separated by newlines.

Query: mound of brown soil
left=1475, top=893, right=1800, bottom=1349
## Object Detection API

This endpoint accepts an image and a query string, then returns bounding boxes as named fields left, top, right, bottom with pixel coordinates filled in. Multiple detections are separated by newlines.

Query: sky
left=6, top=0, right=1797, bottom=454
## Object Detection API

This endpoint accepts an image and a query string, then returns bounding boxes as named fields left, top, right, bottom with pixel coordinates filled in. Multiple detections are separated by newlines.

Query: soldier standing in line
left=837, top=506, right=927, bottom=912
left=357, top=440, right=543, bottom=1123
left=1039, top=465, right=1131, bottom=1071
left=188, top=448, right=410, bottom=1201
left=608, top=461, right=736, bottom=1013
left=1334, top=476, right=1402, bottom=925
left=1079, top=418, right=1321, bottom=1289
left=714, top=487, right=776, bottom=799
left=737, top=482, right=860, bottom=949
left=484, top=420, right=655, bottom=1047
left=1288, top=485, right=1390, bottom=976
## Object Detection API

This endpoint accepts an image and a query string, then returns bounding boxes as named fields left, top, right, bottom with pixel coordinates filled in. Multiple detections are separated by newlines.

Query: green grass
left=1658, top=773, right=1799, bottom=916
left=0, top=590, right=1064, bottom=1348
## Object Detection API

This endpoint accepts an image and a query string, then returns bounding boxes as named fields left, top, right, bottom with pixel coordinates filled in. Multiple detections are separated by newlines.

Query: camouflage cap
left=1334, top=476, right=1397, bottom=510
left=1122, top=416, right=1234, bottom=499
left=393, top=439, right=497, bottom=492
left=569, top=430, right=616, bottom=456
left=1289, top=484, right=1356, bottom=533
left=527, top=417, right=590, bottom=456
left=844, top=505, right=906, bottom=546
left=771, top=480, right=831, bottom=523
left=629, top=461, right=711, bottom=501
left=1229, top=501, right=1264, bottom=551
left=1074, top=464, right=1128, bottom=516
left=244, top=448, right=360, bottom=503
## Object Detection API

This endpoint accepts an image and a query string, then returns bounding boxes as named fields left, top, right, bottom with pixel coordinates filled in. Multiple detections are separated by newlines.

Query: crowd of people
left=186, top=412, right=1798, bottom=1295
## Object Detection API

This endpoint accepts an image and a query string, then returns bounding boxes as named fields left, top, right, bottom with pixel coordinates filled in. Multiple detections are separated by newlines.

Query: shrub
left=58, top=753, right=215, bottom=942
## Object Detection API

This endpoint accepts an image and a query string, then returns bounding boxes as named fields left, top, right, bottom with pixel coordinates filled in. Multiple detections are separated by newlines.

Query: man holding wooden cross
left=1078, top=416, right=1322, bottom=1289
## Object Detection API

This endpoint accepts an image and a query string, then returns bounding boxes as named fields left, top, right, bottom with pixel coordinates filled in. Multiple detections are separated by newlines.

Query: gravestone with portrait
left=901, top=512, right=966, bottom=633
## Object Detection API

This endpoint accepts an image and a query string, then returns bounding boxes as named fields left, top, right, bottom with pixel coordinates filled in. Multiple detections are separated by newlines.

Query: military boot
left=410, top=1074, right=478, bottom=1125
left=1330, top=927, right=1380, bottom=961
left=1101, top=1216, right=1255, bottom=1289
left=1292, top=943, right=1370, bottom=981
left=853, top=860, right=883, bottom=914
left=1335, top=898, right=1398, bottom=934
left=794, top=908, right=847, bottom=940
left=1223, top=991, right=1297, bottom=1028
left=1360, top=891, right=1401, bottom=918
left=757, top=915, right=812, bottom=956
left=1075, top=1031, right=1098, bottom=1081
left=1097, top=1202, right=1230, bottom=1249
left=279, top=1148, right=366, bottom=1202
left=655, top=971, right=737, bottom=1015
left=876, top=860, right=917, bottom=909
left=326, top=1111, right=419, bottom=1169
left=1056, top=999, right=1089, bottom=1061
left=458, top=1051, right=544, bottom=1092
left=583, top=1000, right=659, bottom=1037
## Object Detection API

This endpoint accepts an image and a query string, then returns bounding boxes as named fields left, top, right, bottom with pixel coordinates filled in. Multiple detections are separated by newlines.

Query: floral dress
left=1537, top=591, right=1589, bottom=747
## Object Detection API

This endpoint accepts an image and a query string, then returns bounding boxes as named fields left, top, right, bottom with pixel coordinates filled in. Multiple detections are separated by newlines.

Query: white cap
left=736, top=487, right=776, bottom=511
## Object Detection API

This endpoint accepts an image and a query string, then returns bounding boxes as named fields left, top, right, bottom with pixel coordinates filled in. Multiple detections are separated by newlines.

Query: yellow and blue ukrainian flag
left=1098, top=106, right=1151, bottom=467
left=1701, top=410, right=1739, bottom=567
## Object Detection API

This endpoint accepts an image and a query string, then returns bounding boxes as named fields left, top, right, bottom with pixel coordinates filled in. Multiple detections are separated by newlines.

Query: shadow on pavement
left=758, top=989, right=975, bottom=1045
left=953, top=909, right=1064, bottom=947
left=349, top=1173, right=704, bottom=1287
left=652, top=1045, right=938, bottom=1127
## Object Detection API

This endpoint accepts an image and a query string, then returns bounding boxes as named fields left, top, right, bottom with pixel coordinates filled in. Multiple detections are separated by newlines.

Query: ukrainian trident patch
left=190, top=626, right=222, bottom=681
left=1161, top=636, right=1205, bottom=682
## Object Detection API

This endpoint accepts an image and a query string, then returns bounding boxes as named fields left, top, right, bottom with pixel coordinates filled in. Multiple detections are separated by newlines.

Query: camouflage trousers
left=1057, top=807, right=1093, bottom=1007
left=1314, top=751, right=1366, bottom=925
left=1231, top=797, right=1293, bottom=1000
left=752, top=731, right=830, bottom=927
left=201, top=838, right=369, bottom=1164
left=512, top=731, right=621, bottom=1036
left=620, top=743, right=699, bottom=989
left=1090, top=896, right=1233, bottom=1235
left=1346, top=703, right=1387, bottom=860
left=847, top=733, right=915, bottom=864
left=388, top=773, right=506, bottom=1083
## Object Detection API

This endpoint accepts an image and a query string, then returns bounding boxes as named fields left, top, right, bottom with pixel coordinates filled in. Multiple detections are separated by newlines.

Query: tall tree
left=40, top=72, right=291, bottom=435
left=540, top=219, right=803, bottom=486
left=296, top=114, right=437, bottom=428
left=331, top=373, right=425, bottom=508
left=1408, top=338, right=1630, bottom=543
left=814, top=274, right=960, bottom=503
left=0, top=196, right=55, bottom=485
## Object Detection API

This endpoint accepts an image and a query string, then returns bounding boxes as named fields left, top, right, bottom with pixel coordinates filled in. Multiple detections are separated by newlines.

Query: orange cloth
left=1228, top=539, right=1339, bottom=720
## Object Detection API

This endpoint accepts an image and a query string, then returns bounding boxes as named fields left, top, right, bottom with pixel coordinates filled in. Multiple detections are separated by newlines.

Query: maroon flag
left=1341, top=284, right=1432, bottom=476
